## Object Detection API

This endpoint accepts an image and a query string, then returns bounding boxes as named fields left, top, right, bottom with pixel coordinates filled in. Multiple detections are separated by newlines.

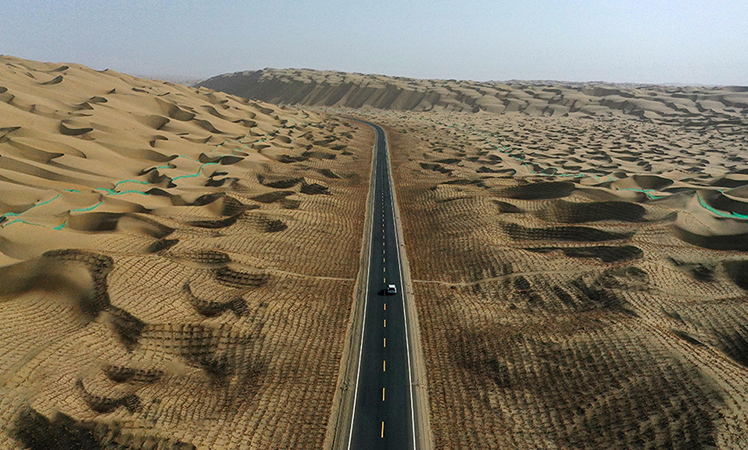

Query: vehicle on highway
left=386, top=284, right=397, bottom=295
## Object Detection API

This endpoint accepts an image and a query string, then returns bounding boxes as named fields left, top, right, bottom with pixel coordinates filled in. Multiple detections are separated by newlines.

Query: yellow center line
left=381, top=421, right=385, bottom=438
left=383, top=267, right=386, bottom=273
left=383, top=360, right=386, bottom=371
left=383, top=337, right=386, bottom=347
left=384, top=319, right=387, bottom=327
left=382, top=387, right=386, bottom=401
left=383, top=257, right=385, bottom=262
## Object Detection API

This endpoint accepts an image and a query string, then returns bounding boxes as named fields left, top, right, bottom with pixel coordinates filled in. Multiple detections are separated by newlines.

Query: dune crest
left=198, top=68, right=748, bottom=126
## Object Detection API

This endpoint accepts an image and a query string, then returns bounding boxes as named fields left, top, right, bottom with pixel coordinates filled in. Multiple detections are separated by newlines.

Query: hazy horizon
left=2, top=0, right=747, bottom=86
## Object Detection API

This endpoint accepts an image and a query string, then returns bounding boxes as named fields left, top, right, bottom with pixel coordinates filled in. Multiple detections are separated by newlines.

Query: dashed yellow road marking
left=383, top=267, right=386, bottom=273
left=381, top=421, right=385, bottom=438
left=382, top=388, right=386, bottom=401
left=383, top=338, right=386, bottom=347
left=383, top=360, right=386, bottom=371
left=384, top=319, right=387, bottom=327
left=384, top=303, right=387, bottom=310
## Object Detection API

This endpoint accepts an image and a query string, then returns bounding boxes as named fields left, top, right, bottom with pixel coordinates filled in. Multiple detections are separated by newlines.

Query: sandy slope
left=341, top=107, right=748, bottom=449
left=201, top=64, right=748, bottom=448
left=198, top=68, right=748, bottom=127
left=0, top=56, right=372, bottom=449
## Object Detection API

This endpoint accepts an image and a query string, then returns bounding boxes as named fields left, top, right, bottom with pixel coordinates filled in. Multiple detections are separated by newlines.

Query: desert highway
left=347, top=122, right=415, bottom=449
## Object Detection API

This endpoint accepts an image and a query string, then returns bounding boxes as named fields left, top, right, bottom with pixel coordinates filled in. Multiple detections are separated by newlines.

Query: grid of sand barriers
left=0, top=56, right=373, bottom=449
left=369, top=110, right=748, bottom=449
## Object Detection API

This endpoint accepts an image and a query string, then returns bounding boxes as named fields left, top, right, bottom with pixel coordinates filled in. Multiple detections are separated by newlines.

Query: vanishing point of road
left=347, top=122, right=416, bottom=450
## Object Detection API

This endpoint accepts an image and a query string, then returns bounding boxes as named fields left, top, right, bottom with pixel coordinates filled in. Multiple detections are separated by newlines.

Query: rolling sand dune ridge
left=198, top=68, right=748, bottom=129
left=3, top=55, right=748, bottom=449
left=0, top=56, right=373, bottom=449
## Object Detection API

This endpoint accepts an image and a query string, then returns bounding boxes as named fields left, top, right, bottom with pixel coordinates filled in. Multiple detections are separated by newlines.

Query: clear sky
left=1, top=0, right=746, bottom=85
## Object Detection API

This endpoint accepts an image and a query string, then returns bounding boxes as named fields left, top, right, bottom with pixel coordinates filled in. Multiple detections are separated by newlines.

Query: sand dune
left=198, top=68, right=748, bottom=127
left=4, top=56, right=747, bottom=448
left=359, top=108, right=748, bottom=448
left=0, top=56, right=373, bottom=449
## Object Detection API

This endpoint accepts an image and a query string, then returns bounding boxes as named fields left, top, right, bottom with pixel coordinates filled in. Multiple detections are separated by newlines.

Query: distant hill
left=135, top=74, right=205, bottom=86
left=198, top=68, right=748, bottom=125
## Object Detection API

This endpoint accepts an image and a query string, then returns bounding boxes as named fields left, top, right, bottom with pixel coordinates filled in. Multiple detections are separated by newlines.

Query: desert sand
left=4, top=56, right=748, bottom=449
left=199, top=68, right=748, bottom=127
left=213, top=66, right=748, bottom=447
left=346, top=107, right=748, bottom=448
left=0, top=56, right=373, bottom=449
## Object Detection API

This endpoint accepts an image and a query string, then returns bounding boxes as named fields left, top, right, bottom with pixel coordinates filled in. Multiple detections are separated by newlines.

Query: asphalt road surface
left=348, top=122, right=415, bottom=450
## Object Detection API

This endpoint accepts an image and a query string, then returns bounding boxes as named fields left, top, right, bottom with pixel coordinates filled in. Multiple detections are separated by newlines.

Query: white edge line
left=382, top=125, right=419, bottom=450
left=346, top=126, right=377, bottom=450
